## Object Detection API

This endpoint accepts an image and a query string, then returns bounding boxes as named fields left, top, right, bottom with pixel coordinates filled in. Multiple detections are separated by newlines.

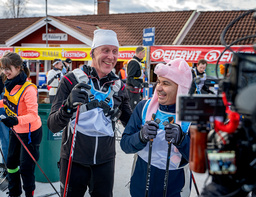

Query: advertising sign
left=150, top=45, right=255, bottom=64
left=15, top=48, right=90, bottom=61
left=14, top=47, right=141, bottom=61
left=0, top=47, right=14, bottom=58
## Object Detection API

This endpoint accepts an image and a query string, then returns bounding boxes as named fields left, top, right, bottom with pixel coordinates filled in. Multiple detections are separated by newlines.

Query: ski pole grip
left=149, top=114, right=160, bottom=142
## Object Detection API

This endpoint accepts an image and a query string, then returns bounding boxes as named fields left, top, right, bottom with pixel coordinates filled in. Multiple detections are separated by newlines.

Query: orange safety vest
left=120, top=68, right=127, bottom=80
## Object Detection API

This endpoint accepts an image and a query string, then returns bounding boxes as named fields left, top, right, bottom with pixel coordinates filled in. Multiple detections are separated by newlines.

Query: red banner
left=150, top=45, right=255, bottom=64
left=0, top=47, right=14, bottom=58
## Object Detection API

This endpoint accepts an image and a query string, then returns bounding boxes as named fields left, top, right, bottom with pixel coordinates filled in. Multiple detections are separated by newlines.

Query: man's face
left=55, top=61, right=63, bottom=70
left=91, top=45, right=118, bottom=78
left=155, top=76, right=178, bottom=105
left=197, top=63, right=207, bottom=74
left=137, top=50, right=145, bottom=60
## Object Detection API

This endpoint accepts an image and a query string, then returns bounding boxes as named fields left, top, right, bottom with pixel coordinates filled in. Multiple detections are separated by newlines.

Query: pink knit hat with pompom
left=146, top=58, right=192, bottom=124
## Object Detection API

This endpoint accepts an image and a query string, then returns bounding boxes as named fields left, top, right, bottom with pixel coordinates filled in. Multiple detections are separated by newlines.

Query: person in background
left=121, top=58, right=192, bottom=197
left=47, top=59, right=63, bottom=103
left=189, top=59, right=214, bottom=94
left=0, top=68, right=9, bottom=164
left=118, top=60, right=128, bottom=83
left=62, top=58, right=72, bottom=75
left=0, top=52, right=42, bottom=197
left=126, top=46, right=146, bottom=110
left=47, top=29, right=132, bottom=197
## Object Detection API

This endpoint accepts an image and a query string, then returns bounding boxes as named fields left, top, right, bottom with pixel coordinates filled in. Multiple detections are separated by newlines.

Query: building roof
left=181, top=10, right=256, bottom=45
left=0, top=10, right=255, bottom=47
left=65, top=11, right=195, bottom=46
left=0, top=17, right=41, bottom=45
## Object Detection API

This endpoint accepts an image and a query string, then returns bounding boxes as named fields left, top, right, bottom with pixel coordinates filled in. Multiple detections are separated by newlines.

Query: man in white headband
left=47, top=58, right=63, bottom=103
left=47, top=29, right=132, bottom=197
left=121, top=58, right=192, bottom=197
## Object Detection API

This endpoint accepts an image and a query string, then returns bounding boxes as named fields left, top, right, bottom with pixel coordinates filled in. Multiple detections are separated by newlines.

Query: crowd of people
left=0, top=29, right=216, bottom=197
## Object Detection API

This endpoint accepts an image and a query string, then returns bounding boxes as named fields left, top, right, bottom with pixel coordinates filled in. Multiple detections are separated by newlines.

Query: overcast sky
left=0, top=0, right=255, bottom=18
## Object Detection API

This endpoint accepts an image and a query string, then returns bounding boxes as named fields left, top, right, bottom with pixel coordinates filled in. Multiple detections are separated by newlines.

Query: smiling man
left=121, top=58, right=192, bottom=197
left=47, top=29, right=132, bottom=197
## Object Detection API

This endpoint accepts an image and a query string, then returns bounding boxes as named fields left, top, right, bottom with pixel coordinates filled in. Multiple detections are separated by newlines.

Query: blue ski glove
left=64, top=83, right=91, bottom=113
left=165, top=123, right=185, bottom=145
left=139, top=121, right=159, bottom=143
left=2, top=116, right=18, bottom=128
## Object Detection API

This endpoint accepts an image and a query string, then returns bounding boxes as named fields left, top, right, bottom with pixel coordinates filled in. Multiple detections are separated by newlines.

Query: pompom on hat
left=146, top=58, right=192, bottom=124
left=91, top=29, right=119, bottom=49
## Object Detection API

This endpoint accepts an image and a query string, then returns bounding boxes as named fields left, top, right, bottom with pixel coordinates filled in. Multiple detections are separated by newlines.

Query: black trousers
left=49, top=95, right=55, bottom=103
left=127, top=91, right=141, bottom=110
left=7, top=127, right=42, bottom=196
left=60, top=158, right=115, bottom=197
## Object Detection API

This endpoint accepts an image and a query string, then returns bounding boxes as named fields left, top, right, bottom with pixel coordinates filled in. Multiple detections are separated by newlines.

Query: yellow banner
left=14, top=47, right=146, bottom=61
left=14, top=48, right=91, bottom=61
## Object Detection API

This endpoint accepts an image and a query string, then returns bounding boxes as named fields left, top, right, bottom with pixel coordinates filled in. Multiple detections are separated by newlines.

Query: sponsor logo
left=151, top=49, right=165, bottom=60
left=204, top=50, right=221, bottom=62
left=151, top=49, right=201, bottom=61
left=19, top=50, right=40, bottom=58
left=63, top=51, right=87, bottom=59
left=118, top=51, right=135, bottom=59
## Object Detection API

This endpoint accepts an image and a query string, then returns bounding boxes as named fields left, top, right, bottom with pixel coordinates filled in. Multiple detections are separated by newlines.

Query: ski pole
left=145, top=113, right=160, bottom=197
left=63, top=105, right=80, bottom=197
left=163, top=117, right=174, bottom=197
left=191, top=170, right=200, bottom=196
left=8, top=127, right=60, bottom=197
left=0, top=146, right=7, bottom=169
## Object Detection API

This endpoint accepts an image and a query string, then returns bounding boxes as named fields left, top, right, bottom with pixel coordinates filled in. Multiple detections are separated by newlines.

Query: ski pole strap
left=7, top=166, right=19, bottom=173
left=28, top=123, right=32, bottom=144
left=105, top=80, right=121, bottom=103
left=72, top=68, right=95, bottom=101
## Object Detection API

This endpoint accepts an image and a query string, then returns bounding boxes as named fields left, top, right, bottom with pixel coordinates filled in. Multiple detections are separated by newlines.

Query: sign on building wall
left=143, top=27, right=155, bottom=46
left=42, top=33, right=68, bottom=41
left=0, top=47, right=14, bottom=58
left=14, top=47, right=142, bottom=61
left=150, top=45, right=255, bottom=64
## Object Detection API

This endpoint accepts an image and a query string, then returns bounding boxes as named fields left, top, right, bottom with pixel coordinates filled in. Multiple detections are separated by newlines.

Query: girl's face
left=3, top=65, right=21, bottom=80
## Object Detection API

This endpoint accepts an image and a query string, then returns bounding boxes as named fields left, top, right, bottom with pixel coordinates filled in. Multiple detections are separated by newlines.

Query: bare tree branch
left=3, top=0, right=29, bottom=18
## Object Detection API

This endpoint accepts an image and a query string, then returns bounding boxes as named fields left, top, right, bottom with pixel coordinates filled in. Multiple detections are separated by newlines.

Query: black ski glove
left=165, top=123, right=185, bottom=145
left=2, top=116, right=18, bottom=128
left=54, top=73, right=61, bottom=79
left=139, top=121, right=159, bottom=143
left=64, top=83, right=91, bottom=113
left=140, top=82, right=148, bottom=89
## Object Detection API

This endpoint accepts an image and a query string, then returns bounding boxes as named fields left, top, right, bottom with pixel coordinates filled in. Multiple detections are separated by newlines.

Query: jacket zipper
left=93, top=136, right=98, bottom=164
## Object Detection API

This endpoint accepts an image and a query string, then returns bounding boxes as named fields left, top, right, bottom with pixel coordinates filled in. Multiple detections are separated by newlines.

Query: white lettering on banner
left=64, top=52, right=86, bottom=58
left=0, top=50, right=10, bottom=57
left=220, top=51, right=232, bottom=62
left=118, top=51, right=135, bottom=59
left=151, top=49, right=201, bottom=61
left=19, top=51, right=40, bottom=58
left=151, top=46, right=255, bottom=63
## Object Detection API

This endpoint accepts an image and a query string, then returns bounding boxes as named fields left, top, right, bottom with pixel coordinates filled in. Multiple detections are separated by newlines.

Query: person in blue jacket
left=120, top=58, right=192, bottom=197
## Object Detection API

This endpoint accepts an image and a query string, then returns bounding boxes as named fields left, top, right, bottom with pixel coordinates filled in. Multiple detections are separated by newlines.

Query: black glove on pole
left=64, top=83, right=91, bottom=113
left=139, top=121, right=159, bottom=143
left=2, top=116, right=18, bottom=128
left=165, top=123, right=184, bottom=146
